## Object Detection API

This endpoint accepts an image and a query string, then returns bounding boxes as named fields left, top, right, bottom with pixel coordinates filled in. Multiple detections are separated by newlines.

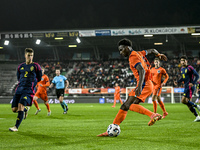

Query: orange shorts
left=129, top=80, right=153, bottom=102
left=152, top=87, right=162, bottom=96
left=35, top=91, right=48, bottom=101
left=114, top=94, right=120, bottom=100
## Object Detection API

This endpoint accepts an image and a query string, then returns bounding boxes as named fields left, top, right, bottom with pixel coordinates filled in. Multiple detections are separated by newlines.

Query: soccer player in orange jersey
left=97, top=38, right=167, bottom=136
left=33, top=67, right=51, bottom=116
left=151, top=58, right=169, bottom=118
left=112, top=83, right=123, bottom=107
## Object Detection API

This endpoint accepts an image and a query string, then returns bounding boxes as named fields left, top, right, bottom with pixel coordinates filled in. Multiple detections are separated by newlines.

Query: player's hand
left=189, top=83, right=194, bottom=87
left=158, top=54, right=168, bottom=61
left=161, top=82, right=165, bottom=87
left=135, top=86, right=142, bottom=97
left=174, top=81, right=178, bottom=86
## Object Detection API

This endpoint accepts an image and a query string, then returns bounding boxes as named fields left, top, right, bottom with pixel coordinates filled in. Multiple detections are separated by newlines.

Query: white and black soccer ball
left=107, top=124, right=121, bottom=137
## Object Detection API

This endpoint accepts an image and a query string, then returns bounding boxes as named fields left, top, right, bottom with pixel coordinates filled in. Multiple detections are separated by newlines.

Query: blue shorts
left=12, top=93, right=33, bottom=108
left=183, top=86, right=195, bottom=99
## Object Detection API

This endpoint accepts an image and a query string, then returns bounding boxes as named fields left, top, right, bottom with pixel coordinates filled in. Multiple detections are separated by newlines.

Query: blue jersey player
left=49, top=68, right=69, bottom=114
left=174, top=55, right=200, bottom=122
left=9, top=48, right=42, bottom=132
left=196, top=80, right=200, bottom=104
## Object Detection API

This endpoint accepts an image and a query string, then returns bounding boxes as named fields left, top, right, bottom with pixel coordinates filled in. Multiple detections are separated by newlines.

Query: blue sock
left=189, top=106, right=198, bottom=117
left=15, top=111, right=24, bottom=129
left=188, top=101, right=197, bottom=107
left=62, top=101, right=68, bottom=109
left=60, top=103, right=66, bottom=111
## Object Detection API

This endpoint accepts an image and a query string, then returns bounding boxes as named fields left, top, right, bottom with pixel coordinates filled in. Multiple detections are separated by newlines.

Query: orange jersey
left=129, top=50, right=151, bottom=85
left=150, top=67, right=169, bottom=87
left=36, top=74, right=50, bottom=93
left=114, top=86, right=120, bottom=96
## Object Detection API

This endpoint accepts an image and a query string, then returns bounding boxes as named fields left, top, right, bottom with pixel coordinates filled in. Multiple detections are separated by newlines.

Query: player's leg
left=129, top=80, right=162, bottom=126
left=183, top=87, right=200, bottom=112
left=97, top=81, right=161, bottom=136
left=182, top=95, right=200, bottom=121
left=152, top=94, right=157, bottom=113
left=157, top=90, right=168, bottom=118
left=119, top=98, right=123, bottom=105
left=33, top=94, right=41, bottom=115
left=97, top=96, right=133, bottom=136
left=9, top=94, right=20, bottom=131
left=59, top=96, right=68, bottom=114
left=112, top=96, right=116, bottom=107
left=9, top=94, right=32, bottom=131
left=41, top=94, right=51, bottom=116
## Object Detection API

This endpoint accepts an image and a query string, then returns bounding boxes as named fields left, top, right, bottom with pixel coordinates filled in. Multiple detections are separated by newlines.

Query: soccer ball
left=107, top=124, right=121, bottom=137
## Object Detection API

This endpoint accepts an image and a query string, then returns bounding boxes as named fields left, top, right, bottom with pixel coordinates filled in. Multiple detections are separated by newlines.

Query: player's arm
left=65, top=80, right=69, bottom=90
left=174, top=77, right=183, bottom=86
left=135, top=63, right=145, bottom=96
left=146, top=49, right=167, bottom=61
left=161, top=70, right=169, bottom=87
left=189, top=68, right=200, bottom=87
left=35, top=63, right=42, bottom=82
left=49, top=82, right=54, bottom=88
left=49, top=78, right=55, bottom=88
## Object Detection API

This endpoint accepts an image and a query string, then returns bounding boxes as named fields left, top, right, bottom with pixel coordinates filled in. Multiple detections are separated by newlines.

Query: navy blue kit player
left=9, top=48, right=42, bottom=131
left=174, top=55, right=200, bottom=122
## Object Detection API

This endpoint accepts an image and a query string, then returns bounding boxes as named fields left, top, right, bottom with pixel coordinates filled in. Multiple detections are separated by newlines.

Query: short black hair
left=55, top=67, right=60, bottom=70
left=118, top=38, right=132, bottom=47
left=154, top=58, right=160, bottom=61
left=25, top=48, right=34, bottom=54
left=180, top=55, right=187, bottom=60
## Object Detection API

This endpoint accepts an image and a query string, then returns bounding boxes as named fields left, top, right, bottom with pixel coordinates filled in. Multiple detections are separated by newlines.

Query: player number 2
left=182, top=74, right=185, bottom=79
left=24, top=71, right=28, bottom=77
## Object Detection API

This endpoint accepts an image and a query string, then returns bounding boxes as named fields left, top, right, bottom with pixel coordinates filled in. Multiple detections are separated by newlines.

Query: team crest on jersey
left=185, top=69, right=187, bottom=73
left=21, top=67, right=24, bottom=70
left=30, top=66, right=34, bottom=71
left=23, top=96, right=27, bottom=99
left=157, top=70, right=160, bottom=73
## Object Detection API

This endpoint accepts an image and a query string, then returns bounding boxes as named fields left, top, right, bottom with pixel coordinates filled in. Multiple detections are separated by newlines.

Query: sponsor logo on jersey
left=185, top=69, right=187, bottom=73
left=158, top=70, right=160, bottom=73
left=21, top=67, right=24, bottom=70
left=42, top=78, right=44, bottom=81
left=23, top=96, right=27, bottom=99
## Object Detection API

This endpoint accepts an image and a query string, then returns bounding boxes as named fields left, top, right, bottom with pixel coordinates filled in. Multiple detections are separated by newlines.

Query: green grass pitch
left=0, top=103, right=200, bottom=150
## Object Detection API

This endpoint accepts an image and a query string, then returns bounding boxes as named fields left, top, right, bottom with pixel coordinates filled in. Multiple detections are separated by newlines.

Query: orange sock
left=113, top=109, right=128, bottom=125
left=153, top=101, right=157, bottom=113
left=119, top=98, right=123, bottom=104
left=45, top=103, right=50, bottom=112
left=33, top=100, right=40, bottom=110
left=129, top=104, right=153, bottom=117
left=158, top=101, right=166, bottom=113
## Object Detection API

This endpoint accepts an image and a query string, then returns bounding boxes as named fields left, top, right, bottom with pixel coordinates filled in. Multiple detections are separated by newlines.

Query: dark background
left=0, top=0, right=200, bottom=32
